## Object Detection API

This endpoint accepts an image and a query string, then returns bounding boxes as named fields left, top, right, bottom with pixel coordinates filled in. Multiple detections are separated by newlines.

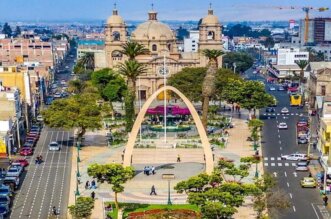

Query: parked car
left=0, top=195, right=11, bottom=208
left=6, top=166, right=23, bottom=177
left=281, top=153, right=308, bottom=161
left=298, top=137, right=308, bottom=144
left=36, top=115, right=43, bottom=122
left=0, top=205, right=9, bottom=217
left=300, top=177, right=316, bottom=188
left=269, top=87, right=276, bottom=91
left=265, top=107, right=275, bottom=113
left=0, top=185, right=12, bottom=197
left=13, top=159, right=29, bottom=167
left=296, top=161, right=309, bottom=171
left=19, top=147, right=33, bottom=156
left=278, top=86, right=285, bottom=91
left=49, top=142, right=61, bottom=151
left=3, top=176, right=20, bottom=190
left=53, top=92, right=62, bottom=98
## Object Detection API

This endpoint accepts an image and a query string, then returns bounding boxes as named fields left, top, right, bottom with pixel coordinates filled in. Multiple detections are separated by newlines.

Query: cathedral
left=104, top=6, right=223, bottom=100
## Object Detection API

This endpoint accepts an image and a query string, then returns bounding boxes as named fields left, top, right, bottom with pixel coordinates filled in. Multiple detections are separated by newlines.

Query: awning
left=316, top=96, right=324, bottom=109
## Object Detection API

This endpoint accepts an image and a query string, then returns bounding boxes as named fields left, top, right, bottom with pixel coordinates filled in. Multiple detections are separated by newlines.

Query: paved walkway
left=67, top=108, right=262, bottom=219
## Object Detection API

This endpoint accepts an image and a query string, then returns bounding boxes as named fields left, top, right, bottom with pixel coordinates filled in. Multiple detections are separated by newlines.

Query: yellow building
left=104, top=6, right=224, bottom=100
left=0, top=66, right=32, bottom=104
left=320, top=118, right=331, bottom=157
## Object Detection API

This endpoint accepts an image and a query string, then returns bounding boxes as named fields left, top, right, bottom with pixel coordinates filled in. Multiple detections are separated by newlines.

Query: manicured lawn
left=105, top=202, right=199, bottom=219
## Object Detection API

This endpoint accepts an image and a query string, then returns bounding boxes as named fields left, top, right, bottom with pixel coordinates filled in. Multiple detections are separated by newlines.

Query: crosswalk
left=262, top=113, right=301, bottom=116
left=263, top=157, right=299, bottom=168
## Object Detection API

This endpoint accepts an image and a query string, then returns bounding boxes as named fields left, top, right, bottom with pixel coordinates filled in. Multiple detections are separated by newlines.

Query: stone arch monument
left=123, top=86, right=214, bottom=174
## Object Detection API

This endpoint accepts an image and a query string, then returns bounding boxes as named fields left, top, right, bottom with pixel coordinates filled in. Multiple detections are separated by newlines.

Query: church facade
left=104, top=7, right=223, bottom=100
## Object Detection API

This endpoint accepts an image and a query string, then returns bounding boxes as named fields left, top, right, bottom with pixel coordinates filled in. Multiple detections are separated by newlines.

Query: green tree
left=2, top=23, right=12, bottom=37
left=14, top=26, right=21, bottom=37
left=78, top=52, right=95, bottom=70
left=248, top=119, right=264, bottom=145
left=175, top=159, right=260, bottom=219
left=120, top=41, right=149, bottom=60
left=201, top=49, right=225, bottom=129
left=41, top=93, right=102, bottom=139
left=223, top=52, right=254, bottom=73
left=316, top=51, right=325, bottom=62
left=118, top=60, right=147, bottom=131
left=73, top=63, right=86, bottom=75
left=68, top=196, right=94, bottom=219
left=68, top=79, right=86, bottom=94
left=294, top=60, right=309, bottom=82
left=262, top=36, right=275, bottom=51
left=91, top=68, right=126, bottom=115
left=87, top=163, right=134, bottom=210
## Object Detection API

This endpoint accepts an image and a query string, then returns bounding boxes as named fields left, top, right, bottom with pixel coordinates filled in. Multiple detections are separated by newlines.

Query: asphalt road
left=10, top=128, right=73, bottom=219
left=245, top=69, right=330, bottom=219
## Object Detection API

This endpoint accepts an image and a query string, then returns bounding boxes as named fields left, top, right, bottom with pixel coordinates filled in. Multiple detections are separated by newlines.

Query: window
left=111, top=50, right=123, bottom=60
left=321, top=85, right=326, bottom=96
left=112, top=31, right=120, bottom=41
left=207, top=31, right=215, bottom=40
left=167, top=44, right=171, bottom=51
left=152, top=44, right=157, bottom=51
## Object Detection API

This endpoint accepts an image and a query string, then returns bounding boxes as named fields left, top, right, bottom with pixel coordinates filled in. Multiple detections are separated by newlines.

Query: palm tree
left=201, top=49, right=225, bottom=130
left=78, top=52, right=95, bottom=70
left=120, top=41, right=149, bottom=60
left=118, top=60, right=147, bottom=131
left=316, top=51, right=325, bottom=62
left=295, top=60, right=309, bottom=105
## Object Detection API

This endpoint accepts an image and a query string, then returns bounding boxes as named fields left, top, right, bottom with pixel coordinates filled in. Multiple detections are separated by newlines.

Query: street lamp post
left=162, top=174, right=175, bottom=205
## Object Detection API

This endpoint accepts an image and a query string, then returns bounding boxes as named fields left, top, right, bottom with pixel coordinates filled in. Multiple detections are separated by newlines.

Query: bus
left=290, top=94, right=302, bottom=106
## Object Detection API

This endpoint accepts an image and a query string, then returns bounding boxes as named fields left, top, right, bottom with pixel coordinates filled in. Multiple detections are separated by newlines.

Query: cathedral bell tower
left=105, top=5, right=127, bottom=67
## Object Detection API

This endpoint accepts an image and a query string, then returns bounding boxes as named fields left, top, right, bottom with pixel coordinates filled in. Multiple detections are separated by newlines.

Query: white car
left=53, top=92, right=62, bottom=98
left=269, top=87, right=276, bottom=91
left=281, top=107, right=289, bottom=114
left=65, top=66, right=69, bottom=69
left=49, top=142, right=60, bottom=151
left=253, top=71, right=257, bottom=74
left=6, top=166, right=23, bottom=177
left=36, top=115, right=43, bottom=122
left=281, top=153, right=308, bottom=161
left=296, top=161, right=309, bottom=171
left=60, top=80, right=66, bottom=85
left=278, top=122, right=288, bottom=129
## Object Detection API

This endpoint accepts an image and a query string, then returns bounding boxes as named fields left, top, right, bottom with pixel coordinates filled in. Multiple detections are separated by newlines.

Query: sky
left=0, top=0, right=330, bottom=22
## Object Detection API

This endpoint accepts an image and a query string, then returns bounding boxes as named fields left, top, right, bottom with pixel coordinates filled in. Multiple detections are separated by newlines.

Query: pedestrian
left=91, top=191, right=95, bottom=199
left=146, top=166, right=150, bottom=176
left=150, top=185, right=157, bottom=195
left=85, top=181, right=90, bottom=189
left=13, top=147, right=17, bottom=155
left=143, top=166, right=147, bottom=175
left=91, top=180, right=97, bottom=189
left=151, top=166, right=155, bottom=175
left=52, top=206, right=57, bottom=215
left=323, top=195, right=328, bottom=206
left=177, top=154, right=181, bottom=162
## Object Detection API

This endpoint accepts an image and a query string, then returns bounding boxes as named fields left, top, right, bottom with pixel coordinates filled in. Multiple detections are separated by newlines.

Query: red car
left=13, top=159, right=29, bottom=167
left=19, top=148, right=33, bottom=156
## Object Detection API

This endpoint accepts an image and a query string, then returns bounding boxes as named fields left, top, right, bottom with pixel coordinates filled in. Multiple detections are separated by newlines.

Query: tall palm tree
left=118, top=60, right=147, bottom=131
left=78, top=52, right=95, bottom=70
left=316, top=51, right=325, bottom=62
left=295, top=59, right=309, bottom=105
left=201, top=49, right=225, bottom=130
left=120, top=41, right=149, bottom=60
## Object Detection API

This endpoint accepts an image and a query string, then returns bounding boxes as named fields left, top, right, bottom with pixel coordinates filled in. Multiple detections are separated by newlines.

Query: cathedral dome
left=107, top=9, right=124, bottom=25
left=201, top=9, right=220, bottom=25
left=131, top=11, right=175, bottom=41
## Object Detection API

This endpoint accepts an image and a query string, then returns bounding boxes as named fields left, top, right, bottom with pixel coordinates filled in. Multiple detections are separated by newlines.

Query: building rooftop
left=78, top=40, right=105, bottom=46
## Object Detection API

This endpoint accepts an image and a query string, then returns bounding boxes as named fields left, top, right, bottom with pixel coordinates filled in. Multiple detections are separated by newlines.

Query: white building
left=277, top=48, right=309, bottom=65
left=183, top=30, right=199, bottom=52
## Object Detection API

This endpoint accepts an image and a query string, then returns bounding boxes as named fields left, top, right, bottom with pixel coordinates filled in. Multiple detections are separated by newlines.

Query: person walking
left=91, top=180, right=97, bottom=189
left=323, top=195, right=328, bottom=207
left=150, top=185, right=157, bottom=196
left=91, top=191, right=95, bottom=199
left=85, top=181, right=90, bottom=189
left=52, top=206, right=57, bottom=215
left=177, top=154, right=181, bottom=162
left=151, top=166, right=155, bottom=175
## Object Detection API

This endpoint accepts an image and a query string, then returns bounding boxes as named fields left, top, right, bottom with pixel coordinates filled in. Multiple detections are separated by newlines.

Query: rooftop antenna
left=209, top=2, right=212, bottom=9
left=151, top=3, right=154, bottom=10
left=114, top=2, right=117, bottom=9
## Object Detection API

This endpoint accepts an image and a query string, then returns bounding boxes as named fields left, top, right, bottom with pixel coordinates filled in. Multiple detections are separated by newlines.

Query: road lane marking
left=293, top=205, right=296, bottom=212
left=278, top=134, right=280, bottom=138
left=277, top=157, right=281, bottom=161
left=29, top=131, right=58, bottom=218
left=56, top=131, right=72, bottom=218
left=284, top=172, right=287, bottom=177
left=271, top=157, right=275, bottom=161
left=264, top=163, right=268, bottom=166
left=287, top=182, right=290, bottom=187
left=279, top=140, right=281, bottom=144
left=285, top=163, right=289, bottom=166
left=293, top=172, right=298, bottom=177
left=289, top=193, right=292, bottom=199
left=280, top=147, right=282, bottom=150
left=264, top=157, right=268, bottom=161
left=278, top=163, right=282, bottom=166
left=17, top=131, right=53, bottom=219
left=273, top=172, right=277, bottom=177
left=271, top=163, right=275, bottom=166
left=311, top=203, right=321, bottom=219
left=292, top=163, right=296, bottom=166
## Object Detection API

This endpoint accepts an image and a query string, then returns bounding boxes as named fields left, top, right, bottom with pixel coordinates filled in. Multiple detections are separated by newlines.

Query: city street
left=10, top=128, right=73, bottom=219
left=245, top=69, right=330, bottom=219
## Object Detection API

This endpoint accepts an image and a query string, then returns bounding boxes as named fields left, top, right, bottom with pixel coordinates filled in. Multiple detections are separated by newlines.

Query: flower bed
left=127, top=209, right=201, bottom=219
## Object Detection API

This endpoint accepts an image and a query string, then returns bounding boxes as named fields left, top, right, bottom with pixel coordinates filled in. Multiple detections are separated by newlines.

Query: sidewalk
left=67, top=109, right=262, bottom=219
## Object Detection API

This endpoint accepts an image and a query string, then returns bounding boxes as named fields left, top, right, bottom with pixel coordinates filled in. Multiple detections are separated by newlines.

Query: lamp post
left=162, top=174, right=175, bottom=205
left=76, top=140, right=81, bottom=178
